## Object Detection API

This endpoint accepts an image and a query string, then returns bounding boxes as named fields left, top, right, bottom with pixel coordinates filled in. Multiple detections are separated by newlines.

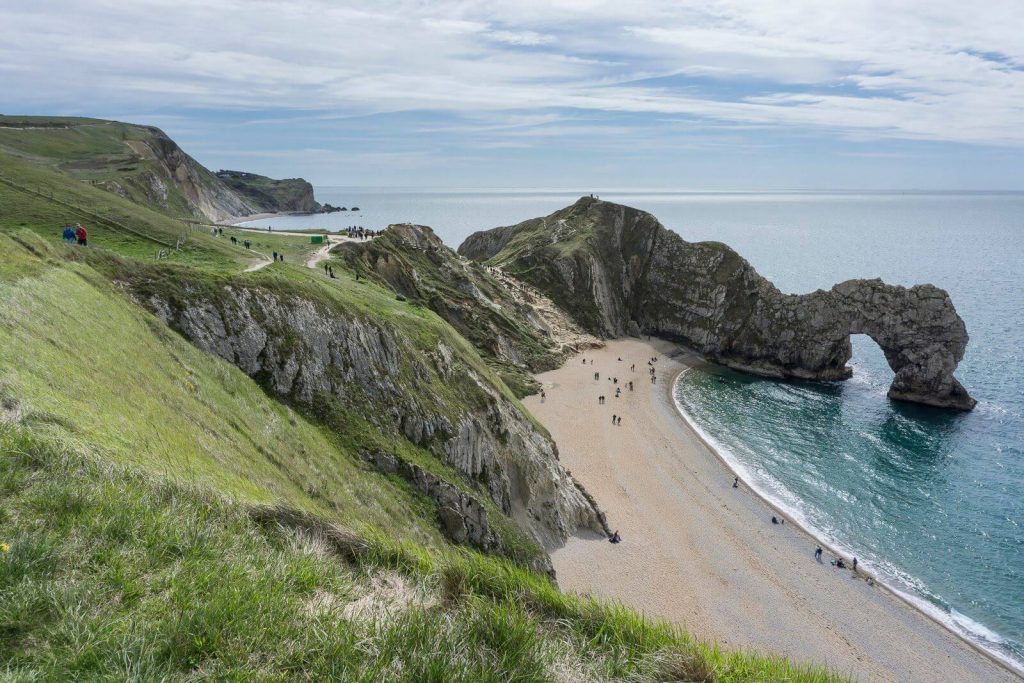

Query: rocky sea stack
left=459, top=196, right=976, bottom=410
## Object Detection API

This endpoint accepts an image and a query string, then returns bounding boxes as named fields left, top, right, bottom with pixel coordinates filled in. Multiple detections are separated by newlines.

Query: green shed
left=310, top=235, right=325, bottom=244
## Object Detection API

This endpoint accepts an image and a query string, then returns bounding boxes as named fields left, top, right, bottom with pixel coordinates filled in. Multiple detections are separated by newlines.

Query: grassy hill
left=0, top=124, right=843, bottom=680
left=215, top=170, right=320, bottom=213
left=0, top=116, right=319, bottom=222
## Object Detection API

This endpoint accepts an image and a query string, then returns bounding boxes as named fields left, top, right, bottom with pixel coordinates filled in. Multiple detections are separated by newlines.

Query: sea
left=242, top=188, right=1024, bottom=671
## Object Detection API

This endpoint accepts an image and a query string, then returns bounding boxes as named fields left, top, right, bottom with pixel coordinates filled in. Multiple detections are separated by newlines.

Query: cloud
left=0, top=0, right=1021, bottom=147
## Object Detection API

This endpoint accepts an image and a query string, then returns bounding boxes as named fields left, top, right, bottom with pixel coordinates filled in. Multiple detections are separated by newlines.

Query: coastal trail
left=228, top=226, right=376, bottom=270
left=525, top=339, right=1017, bottom=683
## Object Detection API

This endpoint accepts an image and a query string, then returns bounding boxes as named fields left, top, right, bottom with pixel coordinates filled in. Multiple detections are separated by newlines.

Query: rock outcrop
left=459, top=197, right=976, bottom=410
left=99, top=128, right=260, bottom=221
left=0, top=116, right=320, bottom=222
left=339, top=223, right=600, bottom=395
left=140, top=282, right=607, bottom=548
left=215, top=170, right=321, bottom=214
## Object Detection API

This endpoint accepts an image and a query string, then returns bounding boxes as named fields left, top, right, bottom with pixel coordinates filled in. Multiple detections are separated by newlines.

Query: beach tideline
left=525, top=339, right=1016, bottom=683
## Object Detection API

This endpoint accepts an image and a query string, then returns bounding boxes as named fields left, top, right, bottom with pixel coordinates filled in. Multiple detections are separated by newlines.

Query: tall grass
left=1, top=426, right=843, bottom=681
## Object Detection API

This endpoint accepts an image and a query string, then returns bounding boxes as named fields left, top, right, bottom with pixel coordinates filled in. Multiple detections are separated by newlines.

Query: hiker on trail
left=733, top=476, right=739, bottom=489
left=852, top=558, right=858, bottom=573
left=814, top=546, right=823, bottom=562
left=615, top=388, right=620, bottom=397
left=616, top=416, right=622, bottom=426
left=74, top=224, right=87, bottom=246
left=609, top=530, right=621, bottom=544
left=61, top=225, right=75, bottom=244
left=279, top=254, right=284, bottom=263
left=594, top=372, right=599, bottom=380
left=272, top=251, right=278, bottom=261
left=243, top=240, right=251, bottom=249
left=612, top=414, right=616, bottom=424
left=540, top=390, right=546, bottom=402
left=631, top=364, right=635, bottom=372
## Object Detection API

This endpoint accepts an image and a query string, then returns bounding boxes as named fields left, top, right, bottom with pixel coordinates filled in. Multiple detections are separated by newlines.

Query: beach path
left=525, top=338, right=1017, bottom=682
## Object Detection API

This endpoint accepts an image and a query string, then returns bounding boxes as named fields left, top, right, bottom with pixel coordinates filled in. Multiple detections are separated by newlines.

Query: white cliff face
left=144, top=285, right=606, bottom=551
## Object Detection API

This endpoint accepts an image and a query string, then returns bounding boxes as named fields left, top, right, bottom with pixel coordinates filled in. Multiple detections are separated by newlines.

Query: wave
left=671, top=367, right=1024, bottom=676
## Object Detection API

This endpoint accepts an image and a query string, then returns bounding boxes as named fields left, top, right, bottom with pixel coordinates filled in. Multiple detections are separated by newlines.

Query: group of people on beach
left=60, top=223, right=88, bottom=246
left=578, top=351, right=667, bottom=545
left=731, top=479, right=867, bottom=582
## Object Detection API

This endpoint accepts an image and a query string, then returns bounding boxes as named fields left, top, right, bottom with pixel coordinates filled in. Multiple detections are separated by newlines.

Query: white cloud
left=0, top=0, right=1021, bottom=145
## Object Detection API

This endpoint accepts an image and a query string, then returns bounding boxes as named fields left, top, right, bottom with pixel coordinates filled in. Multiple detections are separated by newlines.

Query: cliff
left=124, top=268, right=606, bottom=553
left=459, top=197, right=976, bottom=410
left=337, top=223, right=600, bottom=395
left=0, top=116, right=316, bottom=222
left=215, top=169, right=320, bottom=213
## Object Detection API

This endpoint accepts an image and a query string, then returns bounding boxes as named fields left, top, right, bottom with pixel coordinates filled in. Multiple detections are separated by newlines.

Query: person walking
left=74, top=223, right=87, bottom=246
left=61, top=225, right=75, bottom=244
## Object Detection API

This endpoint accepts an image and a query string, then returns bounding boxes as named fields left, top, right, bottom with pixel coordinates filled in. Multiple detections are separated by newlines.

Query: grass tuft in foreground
left=1, top=426, right=844, bottom=682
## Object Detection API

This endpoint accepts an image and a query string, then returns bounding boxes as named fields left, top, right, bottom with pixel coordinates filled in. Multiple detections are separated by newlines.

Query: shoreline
left=669, top=361, right=1023, bottom=679
left=527, top=338, right=1019, bottom=682
left=221, top=211, right=296, bottom=226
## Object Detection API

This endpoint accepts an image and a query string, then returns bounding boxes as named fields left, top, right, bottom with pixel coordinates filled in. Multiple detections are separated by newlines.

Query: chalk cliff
left=459, top=197, right=975, bottom=410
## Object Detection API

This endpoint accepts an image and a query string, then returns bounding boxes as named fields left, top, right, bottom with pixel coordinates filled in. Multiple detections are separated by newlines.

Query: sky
left=2, top=0, right=1023, bottom=189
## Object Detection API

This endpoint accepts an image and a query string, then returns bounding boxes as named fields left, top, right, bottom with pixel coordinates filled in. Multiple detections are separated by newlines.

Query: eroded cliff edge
left=459, top=196, right=976, bottom=410
left=123, top=271, right=607, bottom=563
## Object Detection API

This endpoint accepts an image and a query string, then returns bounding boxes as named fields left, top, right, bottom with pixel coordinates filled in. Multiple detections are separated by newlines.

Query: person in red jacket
left=74, top=224, right=87, bottom=246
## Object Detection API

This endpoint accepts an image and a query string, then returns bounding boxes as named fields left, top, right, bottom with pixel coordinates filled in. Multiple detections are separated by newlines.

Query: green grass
left=0, top=116, right=232, bottom=219
left=0, top=426, right=844, bottom=682
left=0, top=233, right=442, bottom=547
left=0, top=134, right=849, bottom=680
left=0, top=149, right=249, bottom=271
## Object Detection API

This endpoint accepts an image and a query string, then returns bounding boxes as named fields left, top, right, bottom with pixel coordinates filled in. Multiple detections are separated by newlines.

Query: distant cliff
left=215, top=170, right=320, bottom=214
left=460, top=197, right=976, bottom=410
left=0, top=116, right=318, bottom=222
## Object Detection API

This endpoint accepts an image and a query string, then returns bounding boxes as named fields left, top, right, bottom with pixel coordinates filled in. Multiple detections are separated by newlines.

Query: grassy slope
left=0, top=148, right=247, bottom=270
left=0, top=140, right=843, bottom=680
left=0, top=234, right=441, bottom=547
left=337, top=229, right=564, bottom=397
left=1, top=428, right=842, bottom=682
left=0, top=116, right=225, bottom=219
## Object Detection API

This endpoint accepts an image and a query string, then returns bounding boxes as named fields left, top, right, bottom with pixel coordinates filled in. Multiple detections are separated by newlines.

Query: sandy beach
left=524, top=338, right=1018, bottom=682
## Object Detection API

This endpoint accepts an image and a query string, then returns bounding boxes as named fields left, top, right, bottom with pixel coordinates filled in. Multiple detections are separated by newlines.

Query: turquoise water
left=246, top=189, right=1024, bottom=670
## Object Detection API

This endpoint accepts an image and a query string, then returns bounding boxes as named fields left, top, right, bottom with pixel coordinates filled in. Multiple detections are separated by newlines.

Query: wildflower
left=0, top=543, right=9, bottom=553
